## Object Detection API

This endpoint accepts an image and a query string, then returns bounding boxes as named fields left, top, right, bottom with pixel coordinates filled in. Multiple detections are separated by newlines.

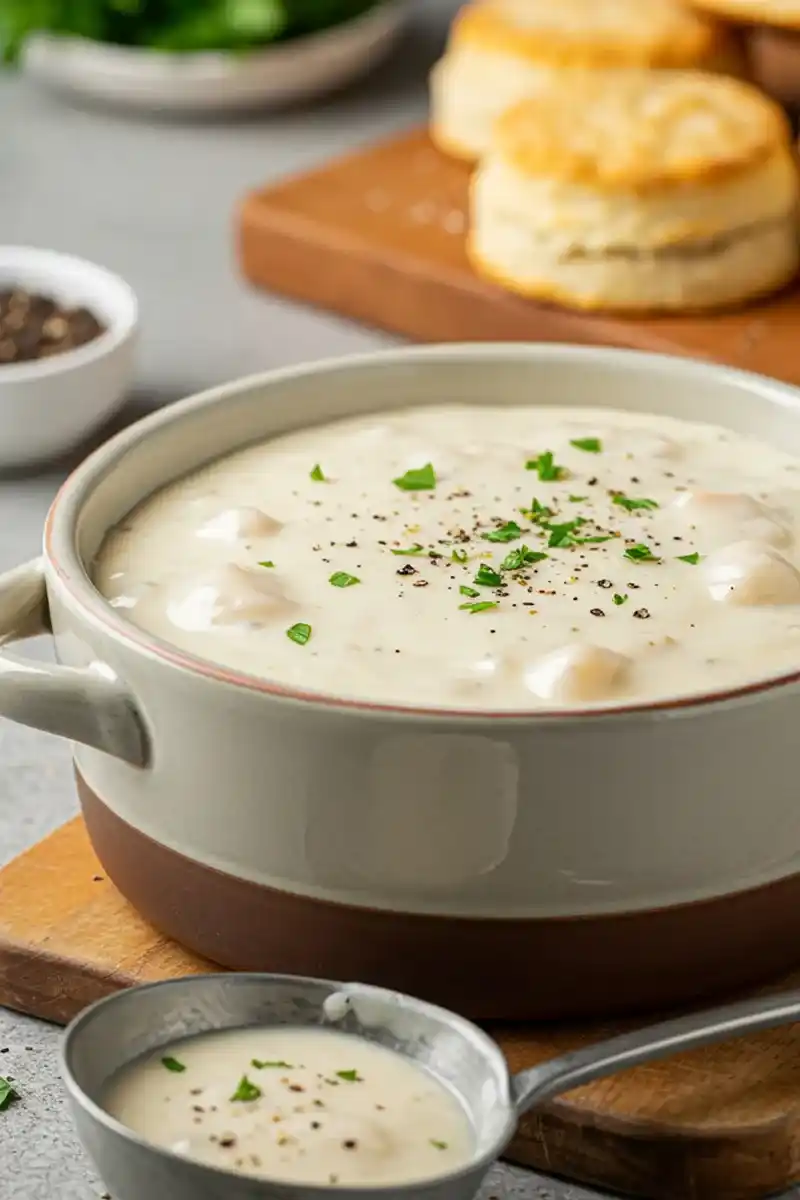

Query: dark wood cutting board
left=238, top=127, right=800, bottom=386
left=2, top=818, right=800, bottom=1200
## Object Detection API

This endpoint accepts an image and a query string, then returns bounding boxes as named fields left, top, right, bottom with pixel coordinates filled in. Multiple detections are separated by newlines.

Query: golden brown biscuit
left=468, top=71, right=800, bottom=313
left=430, top=0, right=746, bottom=162
left=690, top=0, right=800, bottom=29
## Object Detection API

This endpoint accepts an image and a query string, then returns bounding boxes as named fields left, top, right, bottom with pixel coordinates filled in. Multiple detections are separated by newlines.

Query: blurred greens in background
left=0, top=0, right=383, bottom=61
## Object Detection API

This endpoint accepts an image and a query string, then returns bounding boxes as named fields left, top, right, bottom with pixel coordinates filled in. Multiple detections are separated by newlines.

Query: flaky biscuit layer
left=494, top=71, right=789, bottom=191
left=452, top=0, right=733, bottom=68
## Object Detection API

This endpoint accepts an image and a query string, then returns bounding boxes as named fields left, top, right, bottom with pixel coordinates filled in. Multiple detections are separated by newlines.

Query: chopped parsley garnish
left=0, top=1078, right=18, bottom=1111
left=522, top=497, right=554, bottom=523
left=677, top=552, right=702, bottom=564
left=329, top=572, right=360, bottom=588
left=624, top=544, right=661, bottom=564
left=570, top=437, right=602, bottom=453
left=613, top=495, right=659, bottom=512
left=474, top=563, right=503, bottom=587
left=574, top=534, right=615, bottom=545
left=430, top=1140, right=449, bottom=1150
left=451, top=548, right=469, bottom=564
left=546, top=520, right=582, bottom=548
left=460, top=585, right=480, bottom=598
left=569, top=495, right=588, bottom=503
left=613, top=593, right=628, bottom=606
left=459, top=601, right=499, bottom=613
left=252, top=1059, right=293, bottom=1069
left=161, top=1057, right=186, bottom=1073
left=501, top=545, right=548, bottom=571
left=231, top=1076, right=262, bottom=1103
left=287, top=622, right=312, bottom=645
left=258, top=560, right=275, bottom=568
left=526, top=451, right=565, bottom=481
left=482, top=520, right=522, bottom=544
left=391, top=544, right=426, bottom=557
left=336, top=1069, right=362, bottom=1082
left=310, top=463, right=326, bottom=482
left=393, top=463, right=436, bottom=491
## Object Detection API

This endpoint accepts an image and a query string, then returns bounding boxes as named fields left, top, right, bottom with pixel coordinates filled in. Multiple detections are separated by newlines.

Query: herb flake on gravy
left=104, top=1026, right=473, bottom=1186
left=95, top=405, right=800, bottom=709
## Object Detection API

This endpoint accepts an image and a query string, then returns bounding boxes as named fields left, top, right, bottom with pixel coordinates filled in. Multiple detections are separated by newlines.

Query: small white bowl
left=0, top=247, right=137, bottom=468
left=21, top=1, right=410, bottom=115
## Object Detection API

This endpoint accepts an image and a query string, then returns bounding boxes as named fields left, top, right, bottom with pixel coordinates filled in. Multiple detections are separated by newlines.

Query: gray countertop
left=0, top=6, right=651, bottom=1199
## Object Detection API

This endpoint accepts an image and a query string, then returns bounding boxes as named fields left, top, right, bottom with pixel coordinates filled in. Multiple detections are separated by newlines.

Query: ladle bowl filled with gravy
left=5, top=344, right=800, bottom=1018
left=62, top=973, right=800, bottom=1200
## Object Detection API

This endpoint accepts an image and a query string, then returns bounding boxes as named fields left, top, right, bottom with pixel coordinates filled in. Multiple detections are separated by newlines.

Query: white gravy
left=95, top=404, right=800, bottom=709
left=104, top=1026, right=474, bottom=1185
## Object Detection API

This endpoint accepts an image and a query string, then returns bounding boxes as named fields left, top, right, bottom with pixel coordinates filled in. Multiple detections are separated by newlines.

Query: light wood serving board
left=2, top=819, right=800, bottom=1200
left=238, top=127, right=800, bottom=384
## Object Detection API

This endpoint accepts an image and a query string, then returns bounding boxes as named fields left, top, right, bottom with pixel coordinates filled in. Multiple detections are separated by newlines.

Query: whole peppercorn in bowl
left=0, top=247, right=137, bottom=466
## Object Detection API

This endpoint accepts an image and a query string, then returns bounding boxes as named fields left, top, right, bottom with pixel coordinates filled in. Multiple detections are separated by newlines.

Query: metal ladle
left=62, top=975, right=800, bottom=1200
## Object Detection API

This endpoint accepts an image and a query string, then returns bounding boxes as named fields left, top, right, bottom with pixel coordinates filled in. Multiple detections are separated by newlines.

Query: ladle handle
left=511, top=987, right=800, bottom=1115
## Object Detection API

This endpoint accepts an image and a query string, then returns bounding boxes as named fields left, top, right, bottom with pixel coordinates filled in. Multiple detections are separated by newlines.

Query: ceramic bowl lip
left=43, top=341, right=800, bottom=724
left=60, top=971, right=515, bottom=1195
left=0, top=245, right=138, bottom=385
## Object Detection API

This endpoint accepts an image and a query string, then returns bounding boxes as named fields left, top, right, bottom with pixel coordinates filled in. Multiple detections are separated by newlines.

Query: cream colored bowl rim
left=44, top=342, right=800, bottom=724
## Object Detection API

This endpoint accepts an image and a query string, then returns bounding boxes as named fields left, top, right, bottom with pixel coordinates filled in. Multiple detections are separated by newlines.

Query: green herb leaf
left=459, top=601, right=499, bottom=614
left=570, top=437, right=602, bottom=453
left=287, top=622, right=312, bottom=645
left=391, top=544, right=426, bottom=556
left=573, top=535, right=615, bottom=545
left=526, top=451, right=566, bottom=481
left=613, top=495, right=659, bottom=512
left=336, top=1069, right=362, bottom=1082
left=161, top=1057, right=186, bottom=1073
left=460, top=585, right=480, bottom=598
left=624, top=544, right=661, bottom=564
left=258, top=560, right=275, bottom=569
left=430, top=1139, right=449, bottom=1150
left=310, top=463, right=326, bottom=482
left=568, top=495, right=588, bottom=503
left=0, top=1078, right=18, bottom=1112
left=393, top=463, right=436, bottom=491
left=482, top=521, right=522, bottom=544
left=501, top=545, right=548, bottom=571
left=252, top=1059, right=293, bottom=1069
left=451, top=548, right=469, bottom=563
left=522, top=497, right=554, bottom=523
left=474, top=564, right=503, bottom=587
left=613, top=593, right=628, bottom=606
left=677, top=552, right=702, bottom=564
left=546, top=520, right=582, bottom=548
left=329, top=572, right=360, bottom=588
left=231, top=1075, right=262, bottom=1103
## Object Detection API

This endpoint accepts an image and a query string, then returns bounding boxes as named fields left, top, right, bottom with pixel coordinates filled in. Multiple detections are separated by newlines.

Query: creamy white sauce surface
left=104, top=1026, right=473, bottom=1185
left=95, top=404, right=800, bottom=709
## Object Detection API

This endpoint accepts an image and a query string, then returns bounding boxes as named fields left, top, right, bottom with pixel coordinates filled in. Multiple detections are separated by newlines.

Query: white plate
left=22, top=1, right=410, bottom=115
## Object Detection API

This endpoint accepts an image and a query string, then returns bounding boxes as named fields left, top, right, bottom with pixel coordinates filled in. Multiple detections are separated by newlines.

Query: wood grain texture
left=3, top=819, right=800, bottom=1199
left=237, top=127, right=800, bottom=384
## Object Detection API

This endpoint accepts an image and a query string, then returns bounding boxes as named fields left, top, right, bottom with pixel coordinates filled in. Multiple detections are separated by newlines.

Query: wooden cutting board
left=3, top=819, right=800, bottom=1200
left=237, top=127, right=800, bottom=385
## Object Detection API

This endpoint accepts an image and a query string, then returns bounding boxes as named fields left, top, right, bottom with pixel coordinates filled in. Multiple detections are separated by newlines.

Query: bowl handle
left=0, top=558, right=148, bottom=767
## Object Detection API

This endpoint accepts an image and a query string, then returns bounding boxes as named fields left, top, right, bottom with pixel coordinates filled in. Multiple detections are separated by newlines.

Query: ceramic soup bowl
left=4, top=344, right=800, bottom=1020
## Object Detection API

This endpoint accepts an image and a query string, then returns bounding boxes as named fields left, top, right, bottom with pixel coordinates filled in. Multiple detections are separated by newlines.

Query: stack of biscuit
left=468, top=71, right=799, bottom=312
left=429, top=0, right=800, bottom=314
left=430, top=0, right=746, bottom=163
left=691, top=1, right=800, bottom=107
